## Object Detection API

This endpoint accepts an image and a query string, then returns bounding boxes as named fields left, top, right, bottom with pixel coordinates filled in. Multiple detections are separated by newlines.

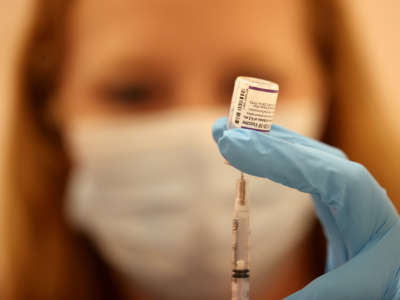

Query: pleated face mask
left=64, top=109, right=315, bottom=300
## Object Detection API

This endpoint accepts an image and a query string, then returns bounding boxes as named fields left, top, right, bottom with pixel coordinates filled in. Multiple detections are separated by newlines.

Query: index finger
left=212, top=117, right=347, bottom=159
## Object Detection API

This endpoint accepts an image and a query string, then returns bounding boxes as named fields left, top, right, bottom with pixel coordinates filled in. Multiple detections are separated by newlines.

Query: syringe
left=232, top=172, right=250, bottom=300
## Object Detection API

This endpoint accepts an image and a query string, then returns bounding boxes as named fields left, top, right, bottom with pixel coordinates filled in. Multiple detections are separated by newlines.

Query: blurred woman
left=0, top=0, right=399, bottom=300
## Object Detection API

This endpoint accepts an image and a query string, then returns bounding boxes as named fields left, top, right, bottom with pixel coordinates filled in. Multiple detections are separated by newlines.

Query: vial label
left=228, top=77, right=279, bottom=132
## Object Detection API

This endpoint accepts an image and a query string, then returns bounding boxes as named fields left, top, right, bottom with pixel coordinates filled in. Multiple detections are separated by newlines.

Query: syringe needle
left=238, top=172, right=246, bottom=205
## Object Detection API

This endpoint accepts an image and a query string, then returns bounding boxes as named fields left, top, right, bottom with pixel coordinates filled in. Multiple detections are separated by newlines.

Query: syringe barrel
left=232, top=278, right=249, bottom=300
left=232, top=176, right=250, bottom=270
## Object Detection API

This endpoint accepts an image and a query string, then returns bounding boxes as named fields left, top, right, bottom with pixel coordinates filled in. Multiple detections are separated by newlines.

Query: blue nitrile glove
left=212, top=117, right=400, bottom=300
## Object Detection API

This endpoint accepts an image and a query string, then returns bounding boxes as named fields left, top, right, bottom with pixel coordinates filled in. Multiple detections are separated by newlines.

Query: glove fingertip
left=212, top=117, right=228, bottom=143
left=217, top=128, right=270, bottom=177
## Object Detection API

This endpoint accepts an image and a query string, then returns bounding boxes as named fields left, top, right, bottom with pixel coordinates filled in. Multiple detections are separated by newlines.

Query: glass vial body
left=227, top=76, right=279, bottom=132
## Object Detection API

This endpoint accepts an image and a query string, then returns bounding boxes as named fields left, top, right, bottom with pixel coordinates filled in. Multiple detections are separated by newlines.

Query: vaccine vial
left=227, top=77, right=279, bottom=132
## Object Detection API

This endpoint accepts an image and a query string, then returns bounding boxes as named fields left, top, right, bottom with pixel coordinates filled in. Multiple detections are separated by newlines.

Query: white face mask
left=65, top=109, right=318, bottom=300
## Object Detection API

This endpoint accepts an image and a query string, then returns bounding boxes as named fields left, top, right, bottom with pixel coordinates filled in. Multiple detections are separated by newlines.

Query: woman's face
left=57, top=2, right=328, bottom=297
left=56, top=0, right=327, bottom=136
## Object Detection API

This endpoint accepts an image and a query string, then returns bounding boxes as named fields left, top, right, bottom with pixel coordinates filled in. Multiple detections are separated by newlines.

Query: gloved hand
left=212, top=117, right=400, bottom=300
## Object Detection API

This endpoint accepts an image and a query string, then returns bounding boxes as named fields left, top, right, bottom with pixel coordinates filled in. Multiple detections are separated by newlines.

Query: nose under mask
left=65, top=109, right=315, bottom=300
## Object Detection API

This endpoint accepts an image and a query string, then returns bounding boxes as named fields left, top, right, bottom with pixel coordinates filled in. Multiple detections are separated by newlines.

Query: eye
left=103, top=84, right=153, bottom=105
